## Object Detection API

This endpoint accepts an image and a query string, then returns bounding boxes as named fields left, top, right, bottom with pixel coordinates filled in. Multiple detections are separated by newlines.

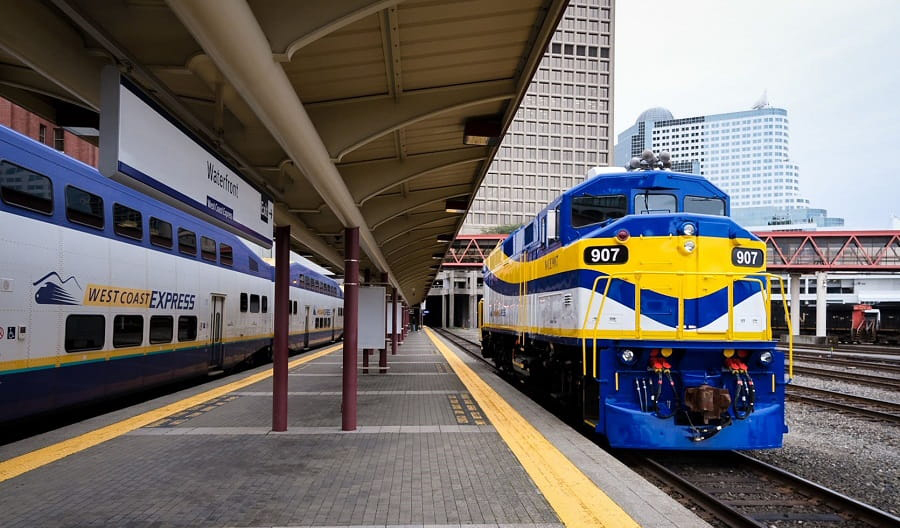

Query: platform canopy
left=0, top=0, right=567, bottom=304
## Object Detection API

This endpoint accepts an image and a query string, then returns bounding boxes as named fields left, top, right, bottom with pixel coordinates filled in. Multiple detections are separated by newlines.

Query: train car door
left=303, top=306, right=310, bottom=349
left=209, top=294, right=225, bottom=371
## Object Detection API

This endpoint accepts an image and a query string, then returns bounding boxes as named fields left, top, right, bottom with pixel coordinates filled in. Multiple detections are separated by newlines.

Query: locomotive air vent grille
left=563, top=294, right=573, bottom=306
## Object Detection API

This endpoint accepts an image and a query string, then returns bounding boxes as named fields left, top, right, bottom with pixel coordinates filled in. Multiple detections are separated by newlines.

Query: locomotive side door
left=209, top=294, right=225, bottom=371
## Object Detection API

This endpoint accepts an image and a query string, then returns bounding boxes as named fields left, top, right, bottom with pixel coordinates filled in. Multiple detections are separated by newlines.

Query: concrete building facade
left=461, top=0, right=615, bottom=234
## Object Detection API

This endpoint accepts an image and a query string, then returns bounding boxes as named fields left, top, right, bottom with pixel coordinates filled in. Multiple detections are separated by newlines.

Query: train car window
left=200, top=236, right=216, bottom=261
left=65, top=185, right=104, bottom=229
left=250, top=294, right=260, bottom=313
left=262, top=295, right=268, bottom=313
left=292, top=301, right=298, bottom=314
left=64, top=314, right=105, bottom=352
left=149, top=315, right=174, bottom=344
left=248, top=257, right=259, bottom=272
left=220, top=243, right=233, bottom=266
left=634, top=193, right=676, bottom=215
left=571, top=194, right=626, bottom=227
left=524, top=223, right=534, bottom=245
left=178, top=316, right=197, bottom=341
left=150, top=217, right=173, bottom=248
left=113, top=315, right=143, bottom=348
left=684, top=195, right=725, bottom=216
left=113, top=203, right=143, bottom=240
left=178, top=228, right=197, bottom=256
left=0, top=160, right=53, bottom=214
left=240, top=293, right=248, bottom=312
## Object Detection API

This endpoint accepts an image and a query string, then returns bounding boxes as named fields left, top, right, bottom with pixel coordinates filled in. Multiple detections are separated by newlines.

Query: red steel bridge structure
left=444, top=231, right=900, bottom=273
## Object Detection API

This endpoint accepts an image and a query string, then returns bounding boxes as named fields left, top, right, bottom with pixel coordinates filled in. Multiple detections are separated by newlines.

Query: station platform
left=0, top=328, right=709, bottom=528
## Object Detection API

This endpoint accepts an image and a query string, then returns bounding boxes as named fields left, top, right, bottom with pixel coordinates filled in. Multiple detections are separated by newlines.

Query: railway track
left=625, top=451, right=900, bottom=528
left=791, top=365, right=900, bottom=390
left=780, top=342, right=900, bottom=357
left=786, top=384, right=900, bottom=424
left=793, top=352, right=900, bottom=374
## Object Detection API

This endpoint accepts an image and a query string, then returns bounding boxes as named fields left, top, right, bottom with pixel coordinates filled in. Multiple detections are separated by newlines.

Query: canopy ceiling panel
left=0, top=0, right=568, bottom=304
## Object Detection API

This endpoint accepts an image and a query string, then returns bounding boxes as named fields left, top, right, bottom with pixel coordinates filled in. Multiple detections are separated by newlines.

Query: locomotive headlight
left=681, top=222, right=696, bottom=236
left=759, top=351, right=773, bottom=366
left=683, top=240, right=696, bottom=253
left=619, top=348, right=636, bottom=365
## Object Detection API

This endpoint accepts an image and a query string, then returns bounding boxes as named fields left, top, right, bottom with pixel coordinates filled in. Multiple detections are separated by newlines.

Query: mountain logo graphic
left=33, top=272, right=83, bottom=305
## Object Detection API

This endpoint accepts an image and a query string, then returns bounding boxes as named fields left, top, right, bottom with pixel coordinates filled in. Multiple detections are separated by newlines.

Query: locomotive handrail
left=477, top=298, right=484, bottom=330
left=581, top=271, right=794, bottom=380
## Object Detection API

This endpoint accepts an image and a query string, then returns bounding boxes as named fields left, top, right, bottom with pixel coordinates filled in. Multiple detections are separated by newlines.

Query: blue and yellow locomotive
left=481, top=151, right=793, bottom=450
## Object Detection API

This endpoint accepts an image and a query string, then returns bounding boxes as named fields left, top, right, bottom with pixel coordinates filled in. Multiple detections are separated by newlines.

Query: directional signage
left=99, top=67, right=274, bottom=247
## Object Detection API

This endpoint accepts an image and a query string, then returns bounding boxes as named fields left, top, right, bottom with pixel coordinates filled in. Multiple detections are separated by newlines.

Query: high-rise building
left=461, top=0, right=615, bottom=234
left=614, top=99, right=843, bottom=229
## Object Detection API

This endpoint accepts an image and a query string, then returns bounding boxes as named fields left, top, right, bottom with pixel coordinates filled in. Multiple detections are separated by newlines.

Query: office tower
left=461, top=0, right=615, bottom=233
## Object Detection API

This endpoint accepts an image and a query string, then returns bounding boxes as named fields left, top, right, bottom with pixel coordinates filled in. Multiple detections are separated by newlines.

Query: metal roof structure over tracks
left=0, top=0, right=567, bottom=304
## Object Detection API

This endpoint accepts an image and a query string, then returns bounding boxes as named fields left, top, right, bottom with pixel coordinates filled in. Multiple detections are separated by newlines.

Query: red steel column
left=342, top=227, right=359, bottom=431
left=380, top=272, right=388, bottom=372
left=362, top=269, right=371, bottom=374
left=391, top=287, right=398, bottom=355
left=272, top=225, right=290, bottom=432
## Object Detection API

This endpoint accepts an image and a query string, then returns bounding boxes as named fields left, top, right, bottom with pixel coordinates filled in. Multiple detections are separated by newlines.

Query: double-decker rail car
left=481, top=151, right=792, bottom=450
left=0, top=125, right=343, bottom=423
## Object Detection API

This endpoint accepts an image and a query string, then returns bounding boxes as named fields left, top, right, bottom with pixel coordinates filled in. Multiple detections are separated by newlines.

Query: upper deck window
left=684, top=195, right=725, bottom=216
left=571, top=194, right=626, bottom=227
left=200, top=236, right=216, bottom=262
left=0, top=161, right=53, bottom=214
left=65, top=185, right=104, bottom=229
left=150, top=217, right=173, bottom=248
left=178, top=228, right=197, bottom=256
left=634, top=192, right=676, bottom=215
left=113, top=203, right=143, bottom=240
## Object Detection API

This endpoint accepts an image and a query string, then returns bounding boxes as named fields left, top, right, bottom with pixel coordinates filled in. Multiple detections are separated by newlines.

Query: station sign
left=99, top=67, right=274, bottom=247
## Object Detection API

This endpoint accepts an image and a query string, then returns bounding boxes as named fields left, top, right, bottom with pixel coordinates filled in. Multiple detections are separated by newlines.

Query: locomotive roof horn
left=626, top=149, right=672, bottom=171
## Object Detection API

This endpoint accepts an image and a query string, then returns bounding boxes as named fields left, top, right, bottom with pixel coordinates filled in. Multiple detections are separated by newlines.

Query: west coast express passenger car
left=0, top=126, right=343, bottom=423
left=481, top=156, right=792, bottom=449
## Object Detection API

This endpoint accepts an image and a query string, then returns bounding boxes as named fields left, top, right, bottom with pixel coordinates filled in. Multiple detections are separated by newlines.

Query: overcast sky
left=613, top=0, right=900, bottom=228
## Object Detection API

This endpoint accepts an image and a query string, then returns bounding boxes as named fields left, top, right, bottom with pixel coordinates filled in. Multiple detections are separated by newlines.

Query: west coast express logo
left=34, top=272, right=195, bottom=309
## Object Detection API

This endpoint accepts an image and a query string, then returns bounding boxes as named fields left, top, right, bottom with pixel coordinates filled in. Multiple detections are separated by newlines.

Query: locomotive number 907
left=732, top=247, right=764, bottom=267
left=583, top=245, right=629, bottom=265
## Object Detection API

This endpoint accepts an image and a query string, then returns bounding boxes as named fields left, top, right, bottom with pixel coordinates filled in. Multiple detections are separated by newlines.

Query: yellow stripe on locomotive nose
left=487, top=235, right=766, bottom=299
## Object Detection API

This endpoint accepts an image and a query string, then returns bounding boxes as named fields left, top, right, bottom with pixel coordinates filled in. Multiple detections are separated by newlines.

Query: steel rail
left=787, top=384, right=900, bottom=424
left=791, top=365, right=900, bottom=390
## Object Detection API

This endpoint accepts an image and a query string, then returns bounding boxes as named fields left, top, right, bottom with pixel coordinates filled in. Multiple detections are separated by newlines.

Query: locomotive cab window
left=113, top=203, right=143, bottom=240
left=65, top=185, right=104, bottom=229
left=150, top=217, right=173, bottom=248
left=178, top=228, right=197, bottom=256
left=684, top=195, right=725, bottom=216
left=113, top=315, right=143, bottom=348
left=0, top=160, right=53, bottom=214
left=634, top=192, right=676, bottom=215
left=571, top=194, right=626, bottom=227
left=65, top=314, right=105, bottom=352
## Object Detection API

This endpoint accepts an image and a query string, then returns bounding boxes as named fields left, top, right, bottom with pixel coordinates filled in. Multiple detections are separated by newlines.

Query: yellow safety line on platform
left=0, top=344, right=342, bottom=483
left=423, top=327, right=639, bottom=528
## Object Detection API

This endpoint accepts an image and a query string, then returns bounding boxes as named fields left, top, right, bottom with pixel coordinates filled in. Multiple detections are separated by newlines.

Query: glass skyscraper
left=614, top=102, right=843, bottom=229
left=461, top=0, right=615, bottom=233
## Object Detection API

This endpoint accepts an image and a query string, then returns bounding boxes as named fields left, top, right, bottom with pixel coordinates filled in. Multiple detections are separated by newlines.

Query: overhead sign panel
left=99, top=67, right=273, bottom=247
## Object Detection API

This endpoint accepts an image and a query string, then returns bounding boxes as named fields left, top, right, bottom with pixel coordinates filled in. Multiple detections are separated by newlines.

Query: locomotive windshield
left=571, top=194, right=626, bottom=227
left=684, top=195, right=725, bottom=216
left=634, top=192, right=676, bottom=214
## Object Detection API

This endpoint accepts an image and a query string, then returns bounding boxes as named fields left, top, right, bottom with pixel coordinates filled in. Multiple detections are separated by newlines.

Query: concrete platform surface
left=0, top=329, right=709, bottom=528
